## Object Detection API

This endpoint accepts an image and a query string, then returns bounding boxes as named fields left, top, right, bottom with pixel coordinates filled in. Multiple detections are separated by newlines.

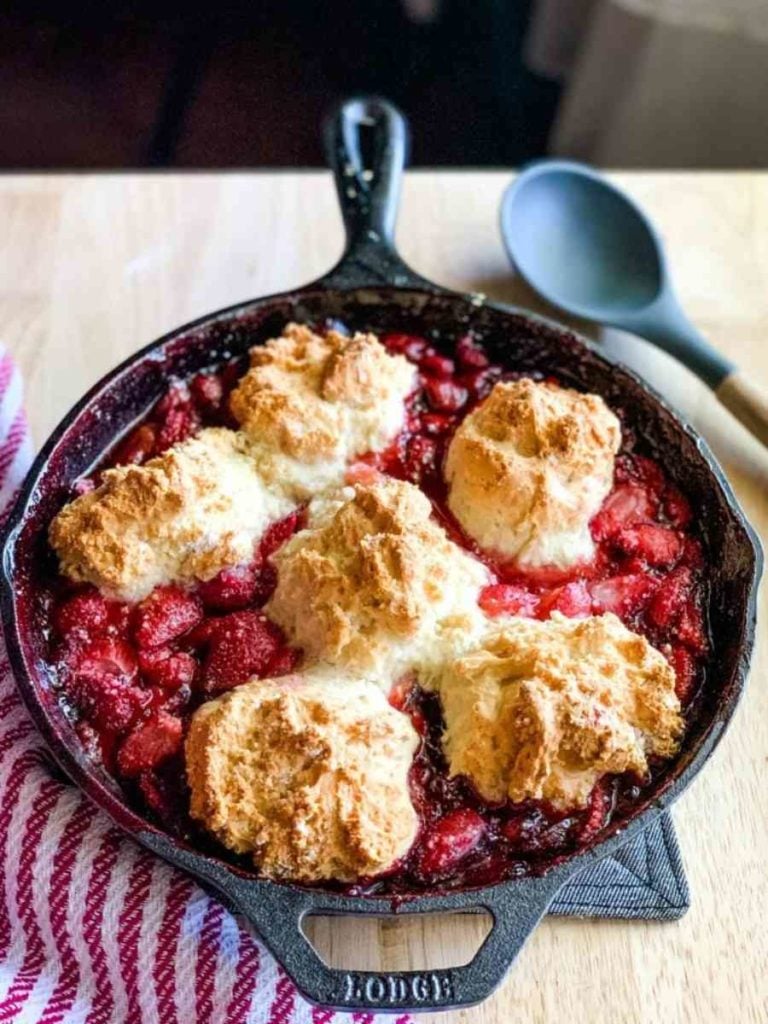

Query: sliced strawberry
left=266, top=645, right=302, bottom=677
left=111, top=423, right=157, bottom=466
left=591, top=484, right=657, bottom=541
left=154, top=682, right=192, bottom=716
left=73, top=637, right=138, bottom=681
left=618, top=555, right=653, bottom=575
left=53, top=588, right=112, bottom=640
left=578, top=782, right=610, bottom=843
left=117, top=712, right=183, bottom=778
left=251, top=565, right=278, bottom=607
left=154, top=384, right=200, bottom=451
left=615, top=454, right=666, bottom=495
left=420, top=353, right=455, bottom=377
left=666, top=645, right=698, bottom=703
left=138, top=647, right=197, bottom=690
left=138, top=771, right=175, bottom=822
left=259, top=509, right=306, bottom=562
left=202, top=610, right=286, bottom=693
left=189, top=372, right=224, bottom=415
left=381, top=333, right=429, bottom=361
left=423, top=378, right=468, bottom=413
left=67, top=638, right=145, bottom=733
left=646, top=567, right=692, bottom=630
left=613, top=523, right=683, bottom=568
left=455, top=334, right=490, bottom=369
left=479, top=583, right=540, bottom=618
left=680, top=537, right=705, bottom=570
left=183, top=617, right=215, bottom=649
left=134, top=586, right=203, bottom=648
left=196, top=563, right=259, bottom=611
left=154, top=382, right=189, bottom=419
left=345, top=461, right=381, bottom=486
left=353, top=440, right=395, bottom=477
left=676, top=598, right=708, bottom=655
left=407, top=708, right=428, bottom=736
left=500, top=815, right=527, bottom=845
left=69, top=672, right=146, bottom=733
left=589, top=574, right=657, bottom=618
left=538, top=581, right=592, bottom=619
left=403, top=435, right=440, bottom=484
left=388, top=677, right=411, bottom=712
left=156, top=406, right=199, bottom=452
left=662, top=486, right=693, bottom=528
left=417, top=808, right=485, bottom=878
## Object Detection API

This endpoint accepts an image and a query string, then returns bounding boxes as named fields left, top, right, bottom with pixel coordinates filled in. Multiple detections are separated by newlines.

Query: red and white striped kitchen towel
left=0, top=350, right=407, bottom=1024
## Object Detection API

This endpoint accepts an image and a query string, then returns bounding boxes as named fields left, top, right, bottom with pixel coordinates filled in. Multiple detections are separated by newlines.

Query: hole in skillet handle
left=139, top=830, right=573, bottom=1013
left=320, top=96, right=434, bottom=291
left=302, top=910, right=493, bottom=971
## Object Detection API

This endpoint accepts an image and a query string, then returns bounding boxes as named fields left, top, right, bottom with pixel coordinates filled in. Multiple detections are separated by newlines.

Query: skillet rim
left=0, top=274, right=761, bottom=1012
left=0, top=274, right=762, bottom=908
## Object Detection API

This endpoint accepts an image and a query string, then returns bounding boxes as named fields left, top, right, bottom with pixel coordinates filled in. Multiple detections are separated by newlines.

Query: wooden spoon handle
left=716, top=369, right=768, bottom=447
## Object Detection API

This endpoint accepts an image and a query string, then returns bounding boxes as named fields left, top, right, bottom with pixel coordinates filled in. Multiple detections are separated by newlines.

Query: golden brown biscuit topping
left=49, top=428, right=292, bottom=601
left=265, top=477, right=490, bottom=680
left=185, top=673, right=419, bottom=881
left=50, top=325, right=416, bottom=600
left=230, top=322, right=415, bottom=467
left=439, top=613, right=682, bottom=809
left=445, top=379, right=621, bottom=567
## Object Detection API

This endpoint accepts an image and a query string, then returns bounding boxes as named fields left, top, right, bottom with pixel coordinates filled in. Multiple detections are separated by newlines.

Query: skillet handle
left=223, top=874, right=564, bottom=1012
left=321, top=96, right=432, bottom=290
left=138, top=830, right=569, bottom=1012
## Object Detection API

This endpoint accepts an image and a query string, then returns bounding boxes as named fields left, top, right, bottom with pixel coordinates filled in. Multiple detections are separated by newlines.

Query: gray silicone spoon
left=500, top=160, right=768, bottom=447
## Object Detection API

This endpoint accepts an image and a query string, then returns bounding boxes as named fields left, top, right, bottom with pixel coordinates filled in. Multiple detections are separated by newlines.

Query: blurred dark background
left=0, top=1, right=559, bottom=168
left=2, top=0, right=766, bottom=169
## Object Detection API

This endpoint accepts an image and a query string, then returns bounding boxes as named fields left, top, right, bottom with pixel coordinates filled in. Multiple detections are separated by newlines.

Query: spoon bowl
left=502, top=162, right=663, bottom=317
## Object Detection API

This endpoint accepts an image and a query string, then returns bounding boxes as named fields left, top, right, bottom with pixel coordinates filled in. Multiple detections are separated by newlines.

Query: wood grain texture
left=0, top=171, right=766, bottom=1024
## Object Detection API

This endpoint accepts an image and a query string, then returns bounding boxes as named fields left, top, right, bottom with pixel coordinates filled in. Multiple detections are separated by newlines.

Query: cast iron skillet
left=0, top=98, right=762, bottom=1014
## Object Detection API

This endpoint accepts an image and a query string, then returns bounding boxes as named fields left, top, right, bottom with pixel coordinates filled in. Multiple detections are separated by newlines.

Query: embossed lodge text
left=341, top=971, right=454, bottom=1006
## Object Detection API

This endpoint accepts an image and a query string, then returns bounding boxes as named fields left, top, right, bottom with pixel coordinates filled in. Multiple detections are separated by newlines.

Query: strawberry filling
left=46, top=329, right=710, bottom=892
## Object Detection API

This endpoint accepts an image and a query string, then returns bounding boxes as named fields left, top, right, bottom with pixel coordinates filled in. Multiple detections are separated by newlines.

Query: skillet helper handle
left=223, top=874, right=565, bottom=1013
left=715, top=369, right=768, bottom=448
left=321, top=96, right=429, bottom=289
left=138, top=832, right=570, bottom=1012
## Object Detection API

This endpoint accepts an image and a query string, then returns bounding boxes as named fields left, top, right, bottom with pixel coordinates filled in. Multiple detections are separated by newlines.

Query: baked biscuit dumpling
left=439, top=613, right=682, bottom=809
left=50, top=323, right=414, bottom=600
left=230, top=323, right=415, bottom=498
left=50, top=428, right=293, bottom=601
left=445, top=379, right=621, bottom=567
left=185, top=673, right=419, bottom=881
left=265, top=477, right=491, bottom=681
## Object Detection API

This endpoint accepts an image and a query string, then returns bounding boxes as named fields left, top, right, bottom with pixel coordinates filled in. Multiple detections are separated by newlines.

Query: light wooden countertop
left=1, top=171, right=766, bottom=1024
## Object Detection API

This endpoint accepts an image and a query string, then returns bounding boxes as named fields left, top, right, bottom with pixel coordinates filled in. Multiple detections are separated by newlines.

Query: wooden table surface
left=1, top=171, right=766, bottom=1024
